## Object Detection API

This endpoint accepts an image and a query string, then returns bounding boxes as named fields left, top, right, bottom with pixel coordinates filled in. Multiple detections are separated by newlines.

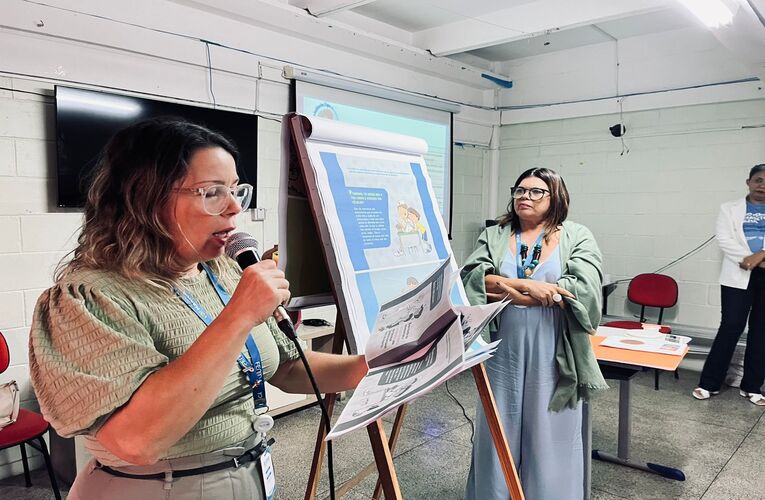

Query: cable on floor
left=445, top=379, right=475, bottom=444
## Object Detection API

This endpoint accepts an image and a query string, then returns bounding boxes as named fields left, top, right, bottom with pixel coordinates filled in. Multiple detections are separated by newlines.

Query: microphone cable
left=445, top=379, right=474, bottom=444
left=225, top=232, right=336, bottom=499
left=276, top=320, right=337, bottom=500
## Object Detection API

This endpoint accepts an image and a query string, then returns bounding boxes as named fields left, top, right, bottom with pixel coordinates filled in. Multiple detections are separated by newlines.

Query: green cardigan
left=461, top=220, right=608, bottom=411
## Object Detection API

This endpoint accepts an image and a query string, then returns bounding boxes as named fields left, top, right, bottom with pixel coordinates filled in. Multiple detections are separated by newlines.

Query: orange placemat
left=590, top=335, right=687, bottom=372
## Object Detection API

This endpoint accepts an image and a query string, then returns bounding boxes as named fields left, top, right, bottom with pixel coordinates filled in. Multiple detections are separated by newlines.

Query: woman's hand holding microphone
left=227, top=260, right=291, bottom=328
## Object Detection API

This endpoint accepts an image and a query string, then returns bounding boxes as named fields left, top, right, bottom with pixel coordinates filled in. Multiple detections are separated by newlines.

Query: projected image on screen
left=300, top=95, right=451, bottom=226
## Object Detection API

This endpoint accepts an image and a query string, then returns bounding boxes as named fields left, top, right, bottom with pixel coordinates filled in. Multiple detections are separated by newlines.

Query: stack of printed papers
left=599, top=330, right=690, bottom=356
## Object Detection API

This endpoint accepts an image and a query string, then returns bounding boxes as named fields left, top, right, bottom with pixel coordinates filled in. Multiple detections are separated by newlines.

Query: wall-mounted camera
left=609, top=124, right=626, bottom=137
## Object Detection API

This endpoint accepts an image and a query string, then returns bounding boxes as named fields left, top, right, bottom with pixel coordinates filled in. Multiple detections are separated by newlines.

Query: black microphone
left=224, top=232, right=296, bottom=340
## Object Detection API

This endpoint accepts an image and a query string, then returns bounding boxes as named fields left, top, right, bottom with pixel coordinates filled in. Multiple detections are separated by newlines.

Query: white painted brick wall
left=15, top=138, right=55, bottom=178
left=255, top=117, right=283, bottom=251
left=0, top=291, right=25, bottom=330
left=0, top=139, right=15, bottom=176
left=498, top=99, right=765, bottom=329
left=20, top=214, right=82, bottom=252
left=451, top=145, right=487, bottom=264
left=0, top=217, right=21, bottom=253
left=0, top=97, right=54, bottom=139
left=0, top=252, right=65, bottom=293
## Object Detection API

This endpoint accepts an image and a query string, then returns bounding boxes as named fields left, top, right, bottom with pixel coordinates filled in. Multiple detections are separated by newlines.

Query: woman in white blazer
left=694, top=164, right=765, bottom=405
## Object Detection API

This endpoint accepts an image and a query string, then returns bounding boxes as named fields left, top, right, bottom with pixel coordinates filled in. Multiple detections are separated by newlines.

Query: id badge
left=259, top=446, right=276, bottom=500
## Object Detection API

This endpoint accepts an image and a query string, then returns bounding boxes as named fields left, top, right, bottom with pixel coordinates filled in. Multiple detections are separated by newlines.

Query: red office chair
left=0, top=331, right=61, bottom=500
left=604, top=273, right=679, bottom=390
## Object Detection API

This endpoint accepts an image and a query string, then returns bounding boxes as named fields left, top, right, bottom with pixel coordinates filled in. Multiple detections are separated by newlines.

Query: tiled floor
left=2, top=368, right=764, bottom=499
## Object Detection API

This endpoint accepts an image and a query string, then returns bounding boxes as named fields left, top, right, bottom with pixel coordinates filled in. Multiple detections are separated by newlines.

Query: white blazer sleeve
left=715, top=203, right=748, bottom=264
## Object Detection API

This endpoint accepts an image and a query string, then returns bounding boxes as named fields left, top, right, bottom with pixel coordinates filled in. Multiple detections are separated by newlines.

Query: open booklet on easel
left=283, top=112, right=524, bottom=499
left=283, top=113, right=467, bottom=353
left=329, top=258, right=505, bottom=439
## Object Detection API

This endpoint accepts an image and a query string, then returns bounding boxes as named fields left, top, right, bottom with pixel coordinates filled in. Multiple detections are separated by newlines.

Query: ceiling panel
left=595, top=7, right=694, bottom=39
left=465, top=24, right=614, bottom=61
left=351, top=0, right=462, bottom=31
left=350, top=0, right=535, bottom=32
left=420, top=0, right=537, bottom=19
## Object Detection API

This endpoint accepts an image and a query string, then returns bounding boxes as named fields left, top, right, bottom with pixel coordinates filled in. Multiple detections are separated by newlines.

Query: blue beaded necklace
left=515, top=230, right=544, bottom=279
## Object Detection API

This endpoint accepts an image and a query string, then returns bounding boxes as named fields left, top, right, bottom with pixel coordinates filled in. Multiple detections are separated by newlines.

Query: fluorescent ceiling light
left=677, top=0, right=734, bottom=28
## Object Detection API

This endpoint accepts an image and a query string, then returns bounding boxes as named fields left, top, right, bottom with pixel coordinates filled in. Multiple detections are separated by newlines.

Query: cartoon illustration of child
left=407, top=207, right=432, bottom=253
left=393, top=201, right=415, bottom=256
left=395, top=201, right=412, bottom=232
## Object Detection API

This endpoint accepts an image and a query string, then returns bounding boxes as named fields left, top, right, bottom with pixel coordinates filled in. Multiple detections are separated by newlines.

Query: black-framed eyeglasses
left=172, top=183, right=253, bottom=215
left=510, top=186, right=550, bottom=201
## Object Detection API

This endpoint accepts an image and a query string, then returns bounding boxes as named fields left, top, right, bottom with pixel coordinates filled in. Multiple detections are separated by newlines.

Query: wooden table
left=583, top=335, right=689, bottom=499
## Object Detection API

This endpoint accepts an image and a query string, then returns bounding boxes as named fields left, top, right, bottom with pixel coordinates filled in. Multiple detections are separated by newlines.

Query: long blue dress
left=464, top=247, right=584, bottom=500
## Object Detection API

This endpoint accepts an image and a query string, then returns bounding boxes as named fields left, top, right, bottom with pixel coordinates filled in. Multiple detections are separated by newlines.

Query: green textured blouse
left=29, top=258, right=301, bottom=464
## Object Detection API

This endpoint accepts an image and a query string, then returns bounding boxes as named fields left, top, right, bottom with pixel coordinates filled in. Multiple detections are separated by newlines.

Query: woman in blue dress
left=462, top=167, right=607, bottom=500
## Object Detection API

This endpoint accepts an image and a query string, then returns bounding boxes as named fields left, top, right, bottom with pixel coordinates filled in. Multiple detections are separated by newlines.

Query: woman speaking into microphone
left=462, top=167, right=607, bottom=500
left=29, top=118, right=367, bottom=499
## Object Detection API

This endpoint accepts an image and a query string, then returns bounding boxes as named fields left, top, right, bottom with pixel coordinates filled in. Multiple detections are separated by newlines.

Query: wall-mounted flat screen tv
left=55, top=86, right=258, bottom=208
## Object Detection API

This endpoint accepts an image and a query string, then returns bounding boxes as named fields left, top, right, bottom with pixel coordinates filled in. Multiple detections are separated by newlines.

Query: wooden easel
left=286, top=113, right=524, bottom=499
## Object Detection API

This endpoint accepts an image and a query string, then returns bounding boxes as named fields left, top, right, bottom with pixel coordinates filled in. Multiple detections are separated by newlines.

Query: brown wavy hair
left=496, top=167, right=569, bottom=238
left=57, top=118, right=239, bottom=287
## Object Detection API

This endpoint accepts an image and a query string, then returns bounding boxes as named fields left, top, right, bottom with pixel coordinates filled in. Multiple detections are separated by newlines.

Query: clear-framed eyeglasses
left=172, top=183, right=253, bottom=215
left=510, top=186, right=550, bottom=201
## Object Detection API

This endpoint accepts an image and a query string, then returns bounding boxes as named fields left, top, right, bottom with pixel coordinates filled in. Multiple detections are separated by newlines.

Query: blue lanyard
left=174, top=263, right=267, bottom=410
left=515, top=231, right=545, bottom=279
